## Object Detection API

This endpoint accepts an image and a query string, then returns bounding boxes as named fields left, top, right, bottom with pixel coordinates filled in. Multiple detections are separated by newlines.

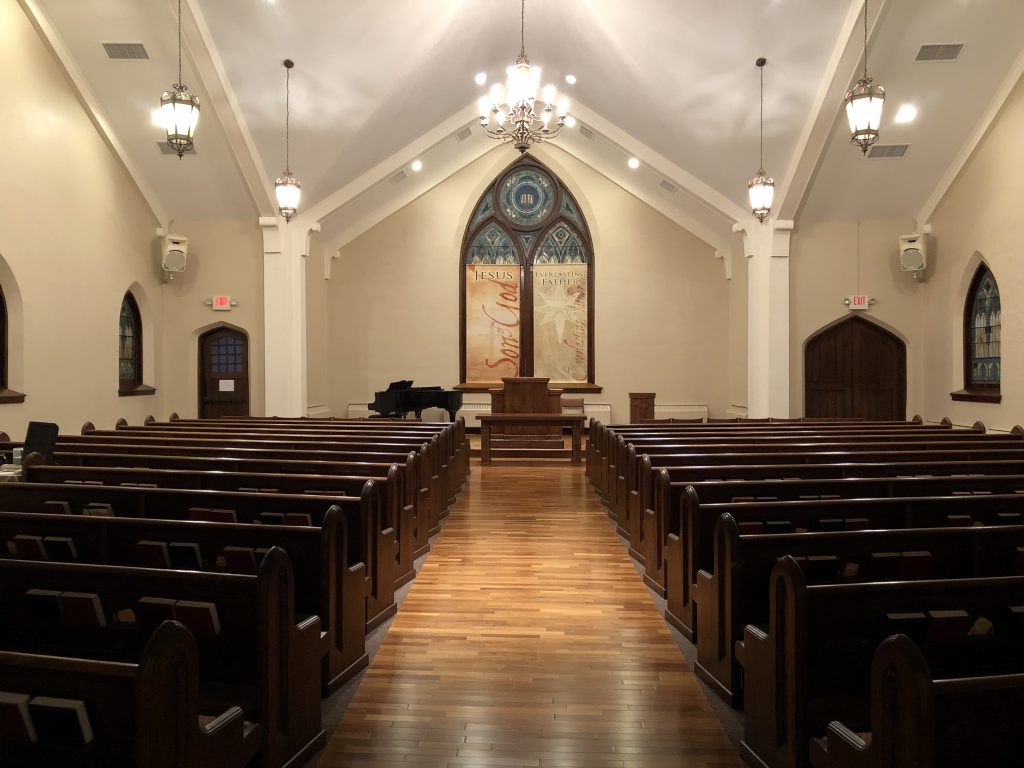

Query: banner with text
left=533, top=264, right=588, bottom=383
left=465, top=265, right=521, bottom=381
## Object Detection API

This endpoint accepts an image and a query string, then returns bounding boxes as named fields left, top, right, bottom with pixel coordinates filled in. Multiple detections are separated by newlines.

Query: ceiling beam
left=774, top=0, right=889, bottom=221
left=917, top=46, right=1024, bottom=227
left=18, top=0, right=168, bottom=227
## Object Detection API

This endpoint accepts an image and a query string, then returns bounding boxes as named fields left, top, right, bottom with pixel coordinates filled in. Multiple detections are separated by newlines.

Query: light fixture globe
left=845, top=77, right=885, bottom=154
left=160, top=83, right=200, bottom=157
left=748, top=170, right=775, bottom=224
left=275, top=173, right=301, bottom=222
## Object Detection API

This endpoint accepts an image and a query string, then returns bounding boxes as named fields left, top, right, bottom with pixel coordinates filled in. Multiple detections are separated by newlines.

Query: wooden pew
left=0, top=507, right=366, bottom=694
left=0, top=620, right=261, bottom=768
left=23, top=460, right=419, bottom=592
left=0, top=480, right=395, bottom=632
left=736, top=557, right=1024, bottom=768
left=0, top=548, right=325, bottom=768
left=809, top=634, right=1024, bottom=768
left=667, top=490, right=1024, bottom=640
left=694, top=515, right=1024, bottom=706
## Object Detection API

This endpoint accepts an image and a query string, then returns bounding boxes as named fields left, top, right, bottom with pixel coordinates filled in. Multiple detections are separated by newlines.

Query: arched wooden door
left=804, top=316, right=906, bottom=420
left=198, top=326, right=250, bottom=418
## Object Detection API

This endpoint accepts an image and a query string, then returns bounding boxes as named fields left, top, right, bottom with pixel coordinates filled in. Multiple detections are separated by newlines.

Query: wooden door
left=805, top=316, right=905, bottom=420
left=198, top=327, right=249, bottom=418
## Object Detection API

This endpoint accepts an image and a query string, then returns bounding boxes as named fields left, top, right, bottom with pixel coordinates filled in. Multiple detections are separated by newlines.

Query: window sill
left=119, top=384, right=157, bottom=398
left=0, top=388, right=26, bottom=404
left=950, top=389, right=1001, bottom=404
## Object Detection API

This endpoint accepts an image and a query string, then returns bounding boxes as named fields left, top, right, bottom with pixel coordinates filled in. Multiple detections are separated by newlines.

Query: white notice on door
left=218, top=379, right=235, bottom=392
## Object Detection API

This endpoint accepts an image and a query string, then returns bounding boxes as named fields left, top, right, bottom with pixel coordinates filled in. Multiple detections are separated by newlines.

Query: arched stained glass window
left=460, top=155, right=595, bottom=388
left=119, top=292, right=142, bottom=390
left=965, top=265, right=1001, bottom=390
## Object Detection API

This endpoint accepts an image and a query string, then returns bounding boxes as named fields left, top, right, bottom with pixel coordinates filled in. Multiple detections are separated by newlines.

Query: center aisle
left=318, top=463, right=741, bottom=767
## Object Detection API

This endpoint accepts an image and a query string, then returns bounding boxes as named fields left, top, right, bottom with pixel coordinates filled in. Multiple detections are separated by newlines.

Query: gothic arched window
left=119, top=292, right=143, bottom=393
left=954, top=264, right=1001, bottom=403
left=459, top=156, right=596, bottom=390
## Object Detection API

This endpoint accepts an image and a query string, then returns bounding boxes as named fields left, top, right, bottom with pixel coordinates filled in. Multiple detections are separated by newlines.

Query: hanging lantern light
left=844, top=0, right=885, bottom=154
left=159, top=0, right=200, bottom=158
left=274, top=59, right=301, bottom=222
left=748, top=57, right=774, bottom=224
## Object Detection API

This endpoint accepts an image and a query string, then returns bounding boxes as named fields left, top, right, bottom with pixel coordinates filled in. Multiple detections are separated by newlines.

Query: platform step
left=471, top=447, right=573, bottom=459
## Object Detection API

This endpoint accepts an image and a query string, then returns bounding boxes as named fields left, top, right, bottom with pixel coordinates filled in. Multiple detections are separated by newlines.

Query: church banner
left=465, top=265, right=521, bottom=381
left=532, top=264, right=588, bottom=382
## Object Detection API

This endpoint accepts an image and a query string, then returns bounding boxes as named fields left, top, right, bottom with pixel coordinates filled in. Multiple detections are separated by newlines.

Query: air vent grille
left=454, top=126, right=473, bottom=143
left=157, top=142, right=196, bottom=155
left=659, top=179, right=677, bottom=194
left=868, top=144, right=909, bottom=159
left=103, top=42, right=149, bottom=60
left=389, top=171, right=407, bottom=185
left=916, top=43, right=963, bottom=62
left=578, top=124, right=596, bottom=141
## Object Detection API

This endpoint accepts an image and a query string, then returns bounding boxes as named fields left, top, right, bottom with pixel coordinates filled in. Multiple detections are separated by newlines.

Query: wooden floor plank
left=317, top=463, right=740, bottom=767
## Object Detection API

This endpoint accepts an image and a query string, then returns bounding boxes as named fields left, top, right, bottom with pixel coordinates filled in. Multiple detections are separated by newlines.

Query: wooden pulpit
left=488, top=377, right=563, bottom=443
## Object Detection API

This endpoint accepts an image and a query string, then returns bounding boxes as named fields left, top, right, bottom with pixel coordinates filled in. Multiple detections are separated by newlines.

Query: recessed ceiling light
left=411, top=159, right=423, bottom=172
left=474, top=72, right=487, bottom=86
left=564, top=115, right=577, bottom=128
left=565, top=74, right=577, bottom=85
left=628, top=157, right=640, bottom=170
left=894, top=104, right=918, bottom=124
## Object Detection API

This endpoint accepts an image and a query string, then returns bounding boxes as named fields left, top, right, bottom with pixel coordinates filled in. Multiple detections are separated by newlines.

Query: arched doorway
left=198, top=326, right=250, bottom=418
left=804, top=316, right=906, bottom=420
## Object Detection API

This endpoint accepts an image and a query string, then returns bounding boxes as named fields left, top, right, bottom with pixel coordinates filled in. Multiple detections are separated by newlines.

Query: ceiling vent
left=157, top=142, right=195, bottom=155
left=915, top=43, right=963, bottom=62
left=103, top=42, right=149, bottom=60
left=578, top=124, right=596, bottom=141
left=659, top=179, right=678, bottom=194
left=389, top=170, right=407, bottom=186
left=454, top=125, right=473, bottom=143
left=868, top=144, right=909, bottom=159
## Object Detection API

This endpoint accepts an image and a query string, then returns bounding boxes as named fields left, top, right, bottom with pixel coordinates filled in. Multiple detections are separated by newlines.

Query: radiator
left=653, top=403, right=709, bottom=422
left=307, top=403, right=331, bottom=418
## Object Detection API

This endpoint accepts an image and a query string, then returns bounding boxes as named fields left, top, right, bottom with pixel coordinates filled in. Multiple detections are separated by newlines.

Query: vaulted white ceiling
left=24, top=0, right=1024, bottom=247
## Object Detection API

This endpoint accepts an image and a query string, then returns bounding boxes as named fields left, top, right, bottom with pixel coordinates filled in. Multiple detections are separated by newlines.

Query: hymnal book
left=11, top=535, right=47, bottom=561
left=259, top=512, right=285, bottom=525
left=134, top=597, right=176, bottom=630
left=284, top=513, right=313, bottom=527
left=42, top=536, right=78, bottom=561
left=168, top=542, right=204, bottom=570
left=42, top=500, right=72, bottom=515
left=0, top=691, right=36, bottom=743
left=927, top=609, right=973, bottom=645
left=222, top=546, right=257, bottom=574
left=23, top=589, right=62, bottom=624
left=186, top=507, right=211, bottom=522
left=136, top=540, right=171, bottom=568
left=83, top=503, right=114, bottom=518
left=28, top=696, right=93, bottom=746
left=172, top=600, right=221, bottom=636
left=207, top=508, right=237, bottom=524
left=58, top=592, right=106, bottom=628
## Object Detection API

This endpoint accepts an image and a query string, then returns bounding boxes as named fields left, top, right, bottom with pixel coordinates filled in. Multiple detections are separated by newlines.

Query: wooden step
left=470, top=447, right=573, bottom=459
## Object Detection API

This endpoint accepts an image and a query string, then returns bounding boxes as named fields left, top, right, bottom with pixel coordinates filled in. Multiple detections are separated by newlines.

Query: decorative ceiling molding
left=181, top=0, right=276, bottom=217
left=18, top=0, right=167, bottom=227
left=917, top=46, right=1024, bottom=227
left=775, top=0, right=889, bottom=221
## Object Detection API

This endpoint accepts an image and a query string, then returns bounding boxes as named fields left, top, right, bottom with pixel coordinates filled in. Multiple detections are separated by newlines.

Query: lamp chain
left=520, top=0, right=526, bottom=57
left=759, top=62, right=764, bottom=171
left=285, top=64, right=291, bottom=174
left=863, top=0, right=869, bottom=80
left=177, top=0, right=183, bottom=85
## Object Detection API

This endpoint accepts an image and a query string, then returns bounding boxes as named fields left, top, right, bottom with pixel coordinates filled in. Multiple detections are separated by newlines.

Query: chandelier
left=748, top=57, right=774, bottom=224
left=477, top=0, right=569, bottom=153
left=274, top=59, right=301, bottom=222
left=159, top=0, right=200, bottom=158
left=844, top=0, right=885, bottom=154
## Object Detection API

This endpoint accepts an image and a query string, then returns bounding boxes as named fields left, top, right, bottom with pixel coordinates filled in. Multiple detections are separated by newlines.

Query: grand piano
left=368, top=381, right=463, bottom=421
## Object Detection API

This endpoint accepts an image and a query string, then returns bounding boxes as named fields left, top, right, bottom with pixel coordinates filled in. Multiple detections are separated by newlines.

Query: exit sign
left=212, top=295, right=232, bottom=311
left=847, top=294, right=871, bottom=310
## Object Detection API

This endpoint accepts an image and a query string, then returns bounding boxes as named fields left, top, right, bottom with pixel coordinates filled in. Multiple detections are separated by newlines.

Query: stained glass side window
left=967, top=266, right=1001, bottom=388
left=534, top=224, right=588, bottom=264
left=466, top=224, right=519, bottom=265
left=119, top=293, right=141, bottom=386
left=210, top=336, right=243, bottom=373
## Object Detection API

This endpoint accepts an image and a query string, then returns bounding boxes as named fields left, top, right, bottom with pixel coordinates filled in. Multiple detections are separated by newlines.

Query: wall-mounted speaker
left=898, top=233, right=926, bottom=272
left=162, top=235, right=188, bottom=272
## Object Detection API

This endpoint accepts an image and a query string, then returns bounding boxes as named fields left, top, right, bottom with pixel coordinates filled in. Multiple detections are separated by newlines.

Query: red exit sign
left=212, top=295, right=231, bottom=310
left=847, top=294, right=871, bottom=310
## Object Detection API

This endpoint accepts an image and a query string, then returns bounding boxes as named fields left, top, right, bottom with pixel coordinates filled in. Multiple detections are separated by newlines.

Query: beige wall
left=922, top=72, right=1024, bottom=431
left=324, top=146, right=732, bottom=423
left=0, top=3, right=164, bottom=437
left=728, top=240, right=748, bottom=415
left=788, top=219, right=924, bottom=418
left=158, top=218, right=265, bottom=419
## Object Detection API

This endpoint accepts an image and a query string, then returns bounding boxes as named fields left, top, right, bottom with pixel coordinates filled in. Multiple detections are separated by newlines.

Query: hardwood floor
left=318, top=463, right=741, bottom=767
